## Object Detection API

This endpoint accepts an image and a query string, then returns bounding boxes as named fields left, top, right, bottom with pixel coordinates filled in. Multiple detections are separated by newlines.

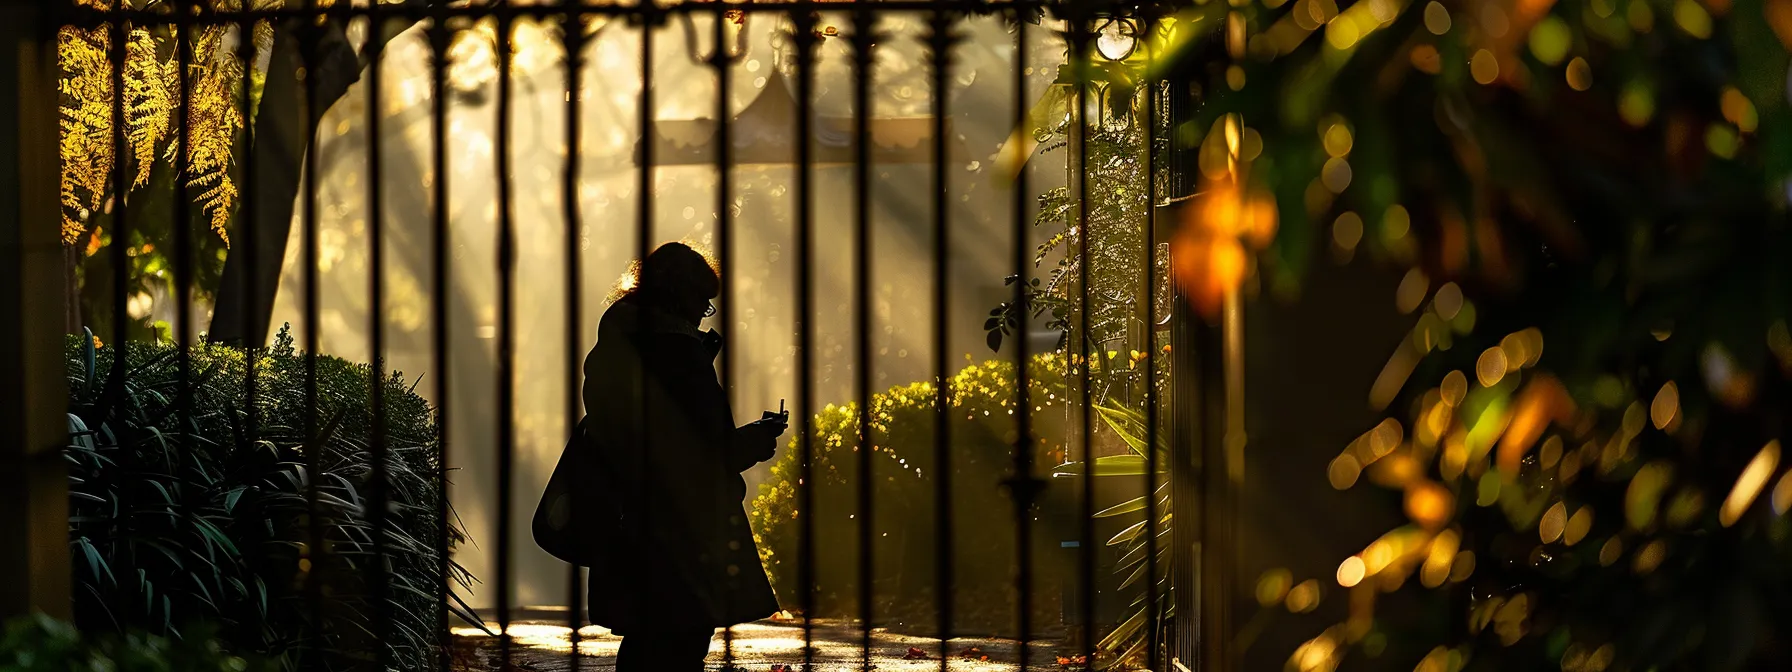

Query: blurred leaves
left=0, top=612, right=271, bottom=672
left=1154, top=0, right=1792, bottom=665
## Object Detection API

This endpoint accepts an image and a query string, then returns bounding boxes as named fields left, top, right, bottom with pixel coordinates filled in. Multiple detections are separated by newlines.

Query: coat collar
left=603, top=297, right=703, bottom=341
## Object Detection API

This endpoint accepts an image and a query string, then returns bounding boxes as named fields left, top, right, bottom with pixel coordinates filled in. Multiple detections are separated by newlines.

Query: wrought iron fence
left=26, top=0, right=1233, bottom=670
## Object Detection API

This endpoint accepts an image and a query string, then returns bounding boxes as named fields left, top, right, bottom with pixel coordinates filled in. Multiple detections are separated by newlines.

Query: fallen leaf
left=904, top=647, right=929, bottom=660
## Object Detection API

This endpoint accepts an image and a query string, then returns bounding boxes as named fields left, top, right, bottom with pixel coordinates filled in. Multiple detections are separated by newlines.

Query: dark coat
left=582, top=297, right=780, bottom=634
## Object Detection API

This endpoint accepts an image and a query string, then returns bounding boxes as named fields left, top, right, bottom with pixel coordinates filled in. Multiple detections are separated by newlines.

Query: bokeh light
left=1337, top=556, right=1367, bottom=588
left=1720, top=441, right=1781, bottom=527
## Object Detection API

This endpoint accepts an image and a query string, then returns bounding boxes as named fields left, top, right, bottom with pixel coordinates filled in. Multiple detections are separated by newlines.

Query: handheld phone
left=764, top=400, right=790, bottom=424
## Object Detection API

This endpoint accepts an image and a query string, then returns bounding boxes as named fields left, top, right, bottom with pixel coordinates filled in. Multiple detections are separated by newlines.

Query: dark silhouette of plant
left=65, top=325, right=478, bottom=671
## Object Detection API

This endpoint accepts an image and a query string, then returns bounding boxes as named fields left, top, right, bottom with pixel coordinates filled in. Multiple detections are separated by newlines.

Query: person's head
left=633, top=242, right=719, bottom=325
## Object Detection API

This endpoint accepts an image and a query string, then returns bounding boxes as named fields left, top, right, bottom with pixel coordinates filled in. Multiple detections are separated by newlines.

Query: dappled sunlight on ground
left=451, top=620, right=1074, bottom=671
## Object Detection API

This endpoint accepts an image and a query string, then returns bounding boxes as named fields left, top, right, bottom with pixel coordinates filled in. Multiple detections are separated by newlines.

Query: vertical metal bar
left=365, top=4, right=393, bottom=668
left=636, top=15, right=655, bottom=305
left=1207, top=285, right=1244, bottom=672
left=632, top=8, right=656, bottom=668
left=1168, top=315, right=1198, bottom=667
left=1190, top=307, right=1234, bottom=670
left=1070, top=14, right=1097, bottom=670
left=107, top=2, right=129, bottom=415
left=789, top=8, right=818, bottom=669
left=1005, top=11, right=1035, bottom=671
left=494, top=10, right=517, bottom=667
left=925, top=8, right=955, bottom=671
left=636, top=10, right=655, bottom=309
left=562, top=1, right=588, bottom=669
left=1139, top=14, right=1162, bottom=672
left=299, top=2, right=328, bottom=665
left=849, top=7, right=875, bottom=669
left=710, top=6, right=736, bottom=666
left=172, top=8, right=195, bottom=524
left=1166, top=74, right=1202, bottom=672
left=426, top=9, right=453, bottom=672
left=237, top=8, right=260, bottom=487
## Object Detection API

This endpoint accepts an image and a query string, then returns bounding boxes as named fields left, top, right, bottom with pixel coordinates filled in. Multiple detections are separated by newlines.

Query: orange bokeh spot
left=1769, top=0, right=1792, bottom=49
left=1406, top=480, right=1456, bottom=530
left=1172, top=177, right=1279, bottom=318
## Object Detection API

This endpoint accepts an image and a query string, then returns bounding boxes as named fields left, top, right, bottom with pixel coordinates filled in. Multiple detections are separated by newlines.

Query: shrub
left=749, top=353, right=1076, bottom=636
left=64, top=326, right=474, bottom=672
left=0, top=613, right=271, bottom=672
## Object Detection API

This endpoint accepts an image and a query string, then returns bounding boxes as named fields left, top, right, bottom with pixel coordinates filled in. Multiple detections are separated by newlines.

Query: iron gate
left=14, top=0, right=1241, bottom=670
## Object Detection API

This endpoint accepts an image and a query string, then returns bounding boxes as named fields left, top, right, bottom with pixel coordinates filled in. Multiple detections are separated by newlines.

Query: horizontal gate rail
left=54, top=1, right=1067, bottom=28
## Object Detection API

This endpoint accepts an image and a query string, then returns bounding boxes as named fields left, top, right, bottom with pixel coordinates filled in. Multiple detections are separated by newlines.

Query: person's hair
left=633, top=242, right=719, bottom=302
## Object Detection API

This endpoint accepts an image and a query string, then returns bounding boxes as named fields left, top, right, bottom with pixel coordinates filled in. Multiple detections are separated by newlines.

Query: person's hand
left=736, top=416, right=786, bottom=463
left=743, top=416, right=787, bottom=442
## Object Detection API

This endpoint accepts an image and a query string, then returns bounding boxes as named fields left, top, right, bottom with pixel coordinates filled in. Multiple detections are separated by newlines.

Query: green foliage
left=65, top=326, right=477, bottom=672
left=1032, top=128, right=1161, bottom=349
left=74, top=161, right=235, bottom=345
left=0, top=613, right=271, bottom=672
left=986, top=71, right=1173, bottom=396
left=749, top=354, right=1072, bottom=634
left=983, top=54, right=1176, bottom=666
left=1054, top=403, right=1171, bottom=669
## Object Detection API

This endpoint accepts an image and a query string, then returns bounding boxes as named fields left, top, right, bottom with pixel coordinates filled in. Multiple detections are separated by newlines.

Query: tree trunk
left=207, top=10, right=420, bottom=347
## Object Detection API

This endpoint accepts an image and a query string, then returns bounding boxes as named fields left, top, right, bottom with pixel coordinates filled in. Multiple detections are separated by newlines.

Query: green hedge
left=64, top=327, right=471, bottom=672
left=750, top=354, right=1074, bottom=635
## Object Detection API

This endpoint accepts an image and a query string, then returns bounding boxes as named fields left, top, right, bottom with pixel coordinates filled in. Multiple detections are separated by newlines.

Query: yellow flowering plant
left=749, top=354, right=1072, bottom=635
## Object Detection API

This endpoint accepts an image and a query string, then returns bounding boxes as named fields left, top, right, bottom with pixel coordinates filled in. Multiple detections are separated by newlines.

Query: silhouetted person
left=583, top=242, right=785, bottom=672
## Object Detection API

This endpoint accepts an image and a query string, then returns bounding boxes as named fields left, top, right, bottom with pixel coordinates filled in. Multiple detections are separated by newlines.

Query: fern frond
left=57, top=24, right=115, bottom=245
left=57, top=9, right=264, bottom=247
left=123, top=26, right=175, bottom=188
left=193, top=169, right=236, bottom=246
left=178, top=25, right=247, bottom=248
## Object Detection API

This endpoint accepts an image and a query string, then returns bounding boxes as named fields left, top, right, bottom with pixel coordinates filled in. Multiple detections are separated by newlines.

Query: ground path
left=452, top=619, right=1083, bottom=672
